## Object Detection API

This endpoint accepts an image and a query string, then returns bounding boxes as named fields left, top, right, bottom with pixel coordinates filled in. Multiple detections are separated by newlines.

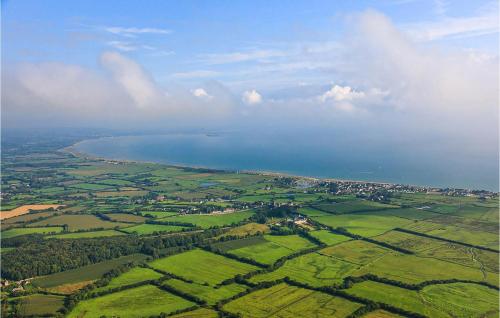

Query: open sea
left=74, top=133, right=498, bottom=191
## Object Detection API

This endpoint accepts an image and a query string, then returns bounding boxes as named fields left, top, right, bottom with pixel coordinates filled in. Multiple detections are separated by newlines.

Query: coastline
left=64, top=136, right=494, bottom=193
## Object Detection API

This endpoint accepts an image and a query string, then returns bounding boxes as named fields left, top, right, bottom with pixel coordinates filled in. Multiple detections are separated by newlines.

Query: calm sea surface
left=74, top=133, right=498, bottom=191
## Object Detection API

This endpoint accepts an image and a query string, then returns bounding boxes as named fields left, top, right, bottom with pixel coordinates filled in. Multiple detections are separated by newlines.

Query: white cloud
left=319, top=85, right=365, bottom=103
left=191, top=88, right=213, bottom=99
left=107, top=41, right=138, bottom=52
left=100, top=51, right=162, bottom=108
left=242, top=90, right=262, bottom=105
left=105, top=26, right=172, bottom=37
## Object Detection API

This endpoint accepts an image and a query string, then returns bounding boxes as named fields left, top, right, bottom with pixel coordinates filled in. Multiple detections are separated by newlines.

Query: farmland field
left=149, top=249, right=258, bottom=285
left=0, top=204, right=63, bottom=220
left=223, top=283, right=362, bottom=317
left=68, top=284, right=195, bottom=318
left=1, top=134, right=498, bottom=318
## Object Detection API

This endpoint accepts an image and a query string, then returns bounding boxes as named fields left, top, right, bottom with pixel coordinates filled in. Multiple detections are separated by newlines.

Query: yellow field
left=0, top=204, right=63, bottom=220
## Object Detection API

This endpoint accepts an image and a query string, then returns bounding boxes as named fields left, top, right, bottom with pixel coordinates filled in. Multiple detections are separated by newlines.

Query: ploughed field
left=1, top=136, right=498, bottom=317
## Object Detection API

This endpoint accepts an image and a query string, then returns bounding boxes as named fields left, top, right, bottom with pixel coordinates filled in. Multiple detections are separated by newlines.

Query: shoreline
left=64, top=136, right=494, bottom=193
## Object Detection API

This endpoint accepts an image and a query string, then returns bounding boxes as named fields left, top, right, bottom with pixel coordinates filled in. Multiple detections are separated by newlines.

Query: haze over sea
left=74, top=132, right=498, bottom=191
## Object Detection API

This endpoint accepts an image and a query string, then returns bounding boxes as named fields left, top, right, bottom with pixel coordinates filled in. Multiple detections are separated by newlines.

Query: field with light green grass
left=2, top=226, right=63, bottom=238
left=164, top=210, right=255, bottom=228
left=92, top=267, right=163, bottom=293
left=162, top=279, right=247, bottom=304
left=121, top=223, right=188, bottom=235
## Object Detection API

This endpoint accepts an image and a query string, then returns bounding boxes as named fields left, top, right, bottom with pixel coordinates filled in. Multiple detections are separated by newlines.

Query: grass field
left=121, top=223, right=188, bottom=235
left=149, top=249, right=257, bottom=285
left=2, top=226, right=63, bottom=238
left=227, top=234, right=316, bottom=265
left=346, top=280, right=499, bottom=318
left=311, top=200, right=396, bottom=214
left=46, top=229, right=125, bottom=239
left=32, top=254, right=149, bottom=288
left=140, top=211, right=179, bottom=218
left=352, top=253, right=498, bottom=286
left=250, top=252, right=358, bottom=286
left=223, top=283, right=362, bottom=317
left=170, top=308, right=219, bottom=318
left=320, top=240, right=390, bottom=265
left=165, top=210, right=254, bottom=228
left=18, top=294, right=64, bottom=317
left=104, top=213, right=147, bottom=223
left=28, top=214, right=131, bottom=231
left=309, top=230, right=352, bottom=246
left=362, top=310, right=404, bottom=318
left=219, top=222, right=269, bottom=237
left=163, top=279, right=247, bottom=304
left=68, top=284, right=195, bottom=318
left=92, top=267, right=163, bottom=293
left=313, top=214, right=412, bottom=237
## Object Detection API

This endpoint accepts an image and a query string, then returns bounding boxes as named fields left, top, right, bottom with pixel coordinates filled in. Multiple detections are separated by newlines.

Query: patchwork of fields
left=1, top=138, right=498, bottom=318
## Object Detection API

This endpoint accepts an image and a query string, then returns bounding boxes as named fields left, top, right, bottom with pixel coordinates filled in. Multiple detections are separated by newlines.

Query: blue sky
left=3, top=0, right=498, bottom=92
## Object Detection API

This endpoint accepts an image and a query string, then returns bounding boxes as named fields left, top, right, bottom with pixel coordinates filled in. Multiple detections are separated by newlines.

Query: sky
left=1, top=0, right=499, bottom=152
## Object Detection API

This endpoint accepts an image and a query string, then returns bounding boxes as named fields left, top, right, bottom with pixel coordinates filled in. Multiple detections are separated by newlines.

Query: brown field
left=46, top=280, right=95, bottom=294
left=0, top=204, right=63, bottom=220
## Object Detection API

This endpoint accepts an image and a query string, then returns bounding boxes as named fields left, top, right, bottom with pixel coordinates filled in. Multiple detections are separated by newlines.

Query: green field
left=68, top=284, right=195, bottom=318
left=105, top=213, right=147, bottom=223
left=250, top=252, right=358, bottom=286
left=223, top=283, right=362, bottom=317
left=226, top=234, right=316, bottom=264
left=346, top=280, right=499, bottom=318
left=163, top=278, right=247, bottom=304
left=149, top=249, right=257, bottom=285
left=93, top=267, right=163, bottom=293
left=28, top=214, right=131, bottom=231
left=170, top=308, right=219, bottom=318
left=320, top=240, right=390, bottom=265
left=311, top=200, right=396, bottom=214
left=17, top=294, right=65, bottom=317
left=2, top=226, right=63, bottom=238
left=32, top=254, right=149, bottom=288
left=313, top=214, right=412, bottom=237
left=165, top=210, right=255, bottom=228
left=121, top=223, right=188, bottom=235
left=140, top=211, right=179, bottom=218
left=47, top=229, right=125, bottom=239
left=309, top=230, right=352, bottom=246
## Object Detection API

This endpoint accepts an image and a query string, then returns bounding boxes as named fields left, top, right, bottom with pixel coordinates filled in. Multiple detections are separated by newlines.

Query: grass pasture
left=68, top=284, right=195, bottom=318
left=311, top=200, right=396, bottom=214
left=121, top=223, right=188, bottom=235
left=219, top=222, right=270, bottom=237
left=140, top=211, right=179, bottom=218
left=170, top=308, right=219, bottom=318
left=28, top=214, right=131, bottom=231
left=46, top=229, right=125, bottom=239
left=104, top=213, right=147, bottom=223
left=309, top=230, right=351, bottom=246
left=33, top=254, right=149, bottom=288
left=250, top=252, right=358, bottom=287
left=2, top=226, right=63, bottom=238
left=149, top=249, right=257, bottom=285
left=223, top=283, right=362, bottom=317
left=226, top=234, right=317, bottom=265
left=313, top=214, right=412, bottom=237
left=165, top=210, right=255, bottom=228
left=320, top=240, right=390, bottom=265
left=346, top=280, right=499, bottom=318
left=18, top=294, right=65, bottom=317
left=92, top=267, right=163, bottom=293
left=163, top=279, right=247, bottom=304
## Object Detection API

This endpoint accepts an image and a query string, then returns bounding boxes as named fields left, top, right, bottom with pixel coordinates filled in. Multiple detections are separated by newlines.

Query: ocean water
left=74, top=133, right=498, bottom=191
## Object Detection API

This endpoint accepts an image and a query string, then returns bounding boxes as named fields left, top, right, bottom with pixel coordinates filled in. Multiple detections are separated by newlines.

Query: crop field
left=149, top=249, right=258, bottom=285
left=250, top=252, right=358, bottom=286
left=309, top=230, right=351, bottom=245
left=320, top=240, right=390, bottom=265
left=28, top=214, right=131, bottom=231
left=352, top=253, right=499, bottom=286
left=313, top=214, right=412, bottom=237
left=165, top=210, right=255, bottom=228
left=2, top=226, right=63, bottom=238
left=121, top=223, right=188, bottom=235
left=2, top=135, right=498, bottom=318
left=32, top=254, right=149, bottom=288
left=0, top=204, right=63, bottom=220
left=68, top=284, right=195, bottom=318
left=17, top=294, right=65, bottom=317
left=104, top=213, right=147, bottom=223
left=223, top=283, right=362, bottom=317
left=162, top=278, right=247, bottom=304
left=46, top=229, right=125, bottom=239
left=225, top=234, right=317, bottom=264
left=92, top=267, right=163, bottom=293
left=346, top=280, right=499, bottom=318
